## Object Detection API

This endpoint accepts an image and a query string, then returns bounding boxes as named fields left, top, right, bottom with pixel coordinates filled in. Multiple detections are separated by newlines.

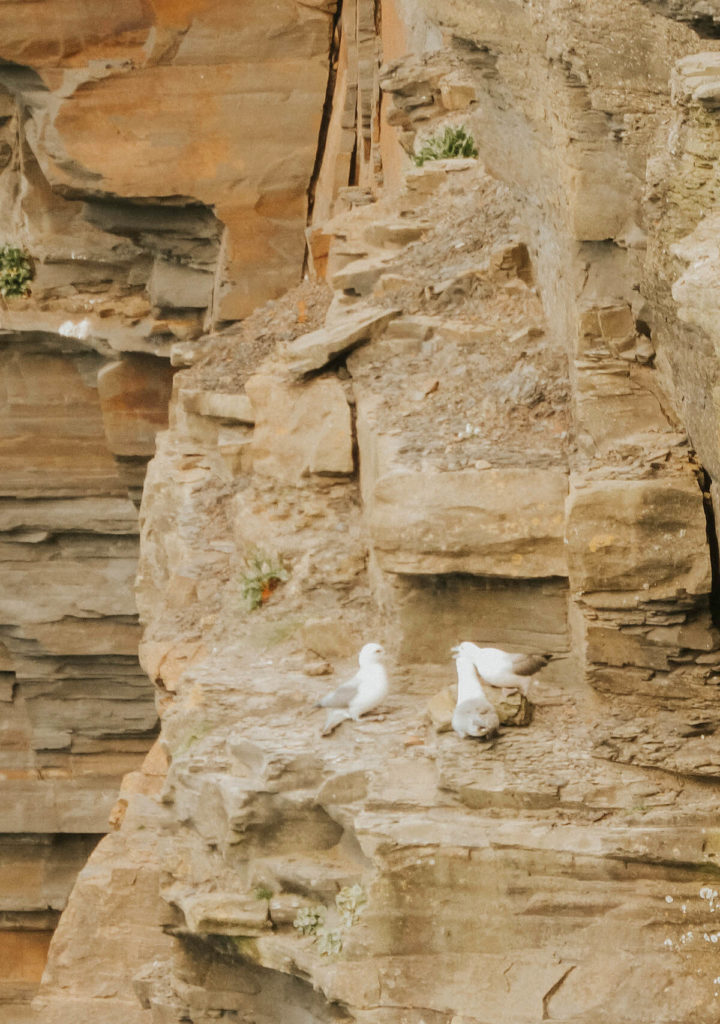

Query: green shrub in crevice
left=239, top=548, right=289, bottom=611
left=292, top=885, right=369, bottom=959
left=0, top=245, right=33, bottom=298
left=413, top=125, right=478, bottom=166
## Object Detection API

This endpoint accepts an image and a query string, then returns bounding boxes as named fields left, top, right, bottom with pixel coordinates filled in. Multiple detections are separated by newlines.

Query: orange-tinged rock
left=0, top=1, right=335, bottom=322
left=98, top=355, right=174, bottom=458
left=0, top=346, right=125, bottom=498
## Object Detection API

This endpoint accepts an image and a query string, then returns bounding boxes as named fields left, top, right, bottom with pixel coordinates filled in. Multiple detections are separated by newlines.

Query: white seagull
left=451, top=651, right=500, bottom=740
left=452, top=641, right=549, bottom=697
left=315, top=642, right=388, bottom=735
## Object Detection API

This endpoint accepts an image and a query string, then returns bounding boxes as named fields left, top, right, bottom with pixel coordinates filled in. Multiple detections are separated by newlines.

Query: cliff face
left=6, top=1, right=720, bottom=1022
left=0, top=3, right=335, bottom=1018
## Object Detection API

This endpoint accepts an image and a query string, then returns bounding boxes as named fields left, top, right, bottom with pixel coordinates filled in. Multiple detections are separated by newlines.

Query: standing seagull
left=315, top=642, right=388, bottom=735
left=453, top=641, right=548, bottom=697
left=452, top=651, right=500, bottom=740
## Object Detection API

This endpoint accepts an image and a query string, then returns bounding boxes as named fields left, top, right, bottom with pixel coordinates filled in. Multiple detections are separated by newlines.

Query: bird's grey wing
left=317, top=676, right=360, bottom=708
left=508, top=653, right=548, bottom=676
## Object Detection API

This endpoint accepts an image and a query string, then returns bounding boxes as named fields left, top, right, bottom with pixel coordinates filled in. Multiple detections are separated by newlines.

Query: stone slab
left=369, top=468, right=569, bottom=577
left=245, top=373, right=354, bottom=483
left=566, top=474, right=711, bottom=598
left=180, top=389, right=254, bottom=424
left=286, top=306, right=400, bottom=377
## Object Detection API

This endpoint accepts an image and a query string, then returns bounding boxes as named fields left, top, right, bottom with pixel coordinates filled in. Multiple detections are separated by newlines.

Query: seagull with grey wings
left=452, top=641, right=549, bottom=697
left=451, top=649, right=500, bottom=740
left=315, top=642, right=388, bottom=736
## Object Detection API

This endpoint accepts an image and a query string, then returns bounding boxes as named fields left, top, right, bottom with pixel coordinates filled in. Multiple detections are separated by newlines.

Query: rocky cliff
left=5, top=0, right=720, bottom=1022
left=0, top=2, right=335, bottom=1017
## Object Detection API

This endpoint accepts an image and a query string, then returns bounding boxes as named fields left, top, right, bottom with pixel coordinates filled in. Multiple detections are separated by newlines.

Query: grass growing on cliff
left=293, top=905, right=325, bottom=936
left=292, top=886, right=368, bottom=958
left=0, top=245, right=33, bottom=298
left=240, top=549, right=289, bottom=610
left=336, top=884, right=367, bottom=927
left=413, top=125, right=478, bottom=166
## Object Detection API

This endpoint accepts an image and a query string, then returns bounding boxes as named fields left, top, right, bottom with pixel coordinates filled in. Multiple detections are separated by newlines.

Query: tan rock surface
left=368, top=467, right=568, bottom=577
left=566, top=474, right=711, bottom=599
left=10, top=2, right=720, bottom=1023
left=246, top=373, right=354, bottom=483
left=286, top=306, right=401, bottom=377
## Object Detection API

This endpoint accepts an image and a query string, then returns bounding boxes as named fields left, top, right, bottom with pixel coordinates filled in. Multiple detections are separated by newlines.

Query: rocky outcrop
left=34, top=92, right=720, bottom=1024
left=0, top=0, right=335, bottom=326
left=0, top=2, right=338, bottom=1016
left=10, top=0, right=720, bottom=1022
left=0, top=337, right=165, bottom=1019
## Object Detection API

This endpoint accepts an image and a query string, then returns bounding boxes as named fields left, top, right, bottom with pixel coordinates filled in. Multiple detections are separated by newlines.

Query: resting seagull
left=452, top=641, right=548, bottom=697
left=315, top=642, right=388, bottom=735
left=452, top=651, right=500, bottom=740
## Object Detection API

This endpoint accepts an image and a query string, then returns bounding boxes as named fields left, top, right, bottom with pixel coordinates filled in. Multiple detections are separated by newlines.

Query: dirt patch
left=347, top=167, right=572, bottom=470
left=187, top=280, right=333, bottom=392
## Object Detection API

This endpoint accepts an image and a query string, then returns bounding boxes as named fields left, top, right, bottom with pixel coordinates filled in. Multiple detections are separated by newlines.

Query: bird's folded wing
left=508, top=653, right=547, bottom=676
left=318, top=676, right=360, bottom=708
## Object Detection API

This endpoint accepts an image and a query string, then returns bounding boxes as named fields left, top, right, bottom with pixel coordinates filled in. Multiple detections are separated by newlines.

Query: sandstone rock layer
left=8, top=1, right=720, bottom=1023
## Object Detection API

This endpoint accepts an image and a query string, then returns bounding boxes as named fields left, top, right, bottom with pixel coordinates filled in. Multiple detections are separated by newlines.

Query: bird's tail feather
left=321, top=708, right=351, bottom=736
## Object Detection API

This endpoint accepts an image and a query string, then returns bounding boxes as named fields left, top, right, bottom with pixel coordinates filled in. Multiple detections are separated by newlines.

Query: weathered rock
left=426, top=687, right=455, bottom=732
left=18, top=5, right=720, bottom=1024
left=180, top=389, right=254, bottom=424
left=97, top=356, right=174, bottom=458
left=330, top=254, right=395, bottom=295
left=566, top=474, right=710, bottom=599
left=147, top=260, right=214, bottom=311
left=0, top=344, right=126, bottom=498
left=173, top=891, right=271, bottom=937
left=286, top=306, right=401, bottom=377
left=245, top=373, right=354, bottom=483
left=0, top=0, right=336, bottom=323
left=368, top=468, right=568, bottom=577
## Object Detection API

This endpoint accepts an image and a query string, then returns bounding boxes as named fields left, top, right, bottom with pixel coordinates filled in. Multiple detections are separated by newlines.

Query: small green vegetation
left=335, top=883, right=367, bottom=927
left=240, top=548, right=289, bottom=611
left=292, top=885, right=367, bottom=958
left=290, top=884, right=366, bottom=954
left=293, top=905, right=326, bottom=936
left=0, top=245, right=33, bottom=298
left=254, top=885, right=273, bottom=901
left=413, top=125, right=479, bottom=166
left=316, top=929, right=343, bottom=957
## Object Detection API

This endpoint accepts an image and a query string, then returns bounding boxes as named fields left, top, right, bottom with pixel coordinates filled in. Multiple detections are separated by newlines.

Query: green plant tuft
left=0, top=245, right=33, bottom=298
left=316, top=928, right=343, bottom=957
left=335, top=884, right=367, bottom=927
left=293, top=905, right=326, bottom=936
left=240, top=548, right=289, bottom=611
left=254, top=886, right=273, bottom=901
left=412, top=125, right=478, bottom=166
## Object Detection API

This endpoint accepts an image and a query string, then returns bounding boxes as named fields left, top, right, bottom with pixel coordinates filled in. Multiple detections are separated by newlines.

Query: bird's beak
left=451, top=645, right=460, bottom=655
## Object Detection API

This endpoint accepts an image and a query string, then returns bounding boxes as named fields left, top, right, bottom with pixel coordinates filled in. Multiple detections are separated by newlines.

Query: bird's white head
left=358, top=642, right=385, bottom=666
left=453, top=641, right=478, bottom=659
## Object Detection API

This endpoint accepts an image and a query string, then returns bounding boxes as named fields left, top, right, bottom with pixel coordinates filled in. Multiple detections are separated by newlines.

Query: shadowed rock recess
left=5, top=0, right=720, bottom=1022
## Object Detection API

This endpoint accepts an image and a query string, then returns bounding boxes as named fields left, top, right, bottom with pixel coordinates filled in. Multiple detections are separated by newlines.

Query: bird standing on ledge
left=452, top=642, right=549, bottom=697
left=452, top=651, right=500, bottom=740
left=315, top=642, right=388, bottom=735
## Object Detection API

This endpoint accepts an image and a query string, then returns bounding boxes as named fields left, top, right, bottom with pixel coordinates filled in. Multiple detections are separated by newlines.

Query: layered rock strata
left=35, top=154, right=720, bottom=1024
left=13, top=0, right=720, bottom=1023
left=0, top=2, right=339, bottom=1016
